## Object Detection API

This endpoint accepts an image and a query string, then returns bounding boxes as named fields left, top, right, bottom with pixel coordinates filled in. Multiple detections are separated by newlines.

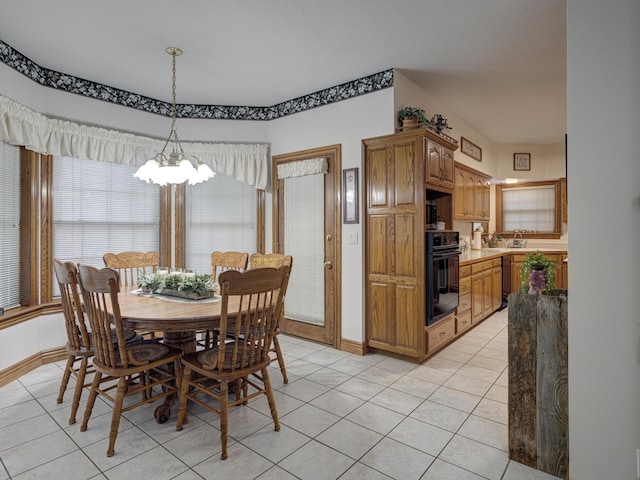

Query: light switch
left=347, top=232, right=358, bottom=244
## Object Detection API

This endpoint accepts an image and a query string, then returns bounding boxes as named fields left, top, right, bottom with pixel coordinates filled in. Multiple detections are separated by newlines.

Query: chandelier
left=134, top=47, right=215, bottom=186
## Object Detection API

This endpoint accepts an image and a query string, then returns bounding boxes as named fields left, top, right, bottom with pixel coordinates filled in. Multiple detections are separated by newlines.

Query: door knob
left=324, top=261, right=332, bottom=269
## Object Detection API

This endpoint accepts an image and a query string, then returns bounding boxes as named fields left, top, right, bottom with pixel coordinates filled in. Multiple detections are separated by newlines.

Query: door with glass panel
left=273, top=145, right=341, bottom=346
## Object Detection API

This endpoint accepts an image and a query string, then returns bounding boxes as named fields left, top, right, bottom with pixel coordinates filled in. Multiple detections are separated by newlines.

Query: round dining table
left=115, top=291, right=236, bottom=353
left=114, top=291, right=237, bottom=423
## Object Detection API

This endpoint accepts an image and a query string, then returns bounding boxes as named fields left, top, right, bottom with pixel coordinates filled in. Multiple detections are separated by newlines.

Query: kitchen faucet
left=513, top=230, right=524, bottom=248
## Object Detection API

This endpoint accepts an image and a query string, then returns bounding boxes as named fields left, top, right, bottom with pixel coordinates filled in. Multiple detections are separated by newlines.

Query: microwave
left=426, top=200, right=437, bottom=229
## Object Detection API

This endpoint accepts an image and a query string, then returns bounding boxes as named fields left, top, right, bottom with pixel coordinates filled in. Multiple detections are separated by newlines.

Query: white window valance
left=276, top=157, right=328, bottom=179
left=0, top=94, right=269, bottom=190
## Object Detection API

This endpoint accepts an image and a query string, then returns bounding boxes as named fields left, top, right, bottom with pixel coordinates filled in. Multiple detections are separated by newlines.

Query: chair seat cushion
left=197, top=345, right=252, bottom=371
left=127, top=340, right=170, bottom=363
left=105, top=327, right=140, bottom=343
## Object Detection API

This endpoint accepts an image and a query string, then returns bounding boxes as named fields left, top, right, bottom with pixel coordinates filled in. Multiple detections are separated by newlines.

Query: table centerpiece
left=138, top=271, right=219, bottom=300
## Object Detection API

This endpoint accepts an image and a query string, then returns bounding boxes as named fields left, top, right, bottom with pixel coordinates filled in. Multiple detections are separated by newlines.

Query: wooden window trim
left=496, top=179, right=562, bottom=239
left=2, top=153, right=264, bottom=327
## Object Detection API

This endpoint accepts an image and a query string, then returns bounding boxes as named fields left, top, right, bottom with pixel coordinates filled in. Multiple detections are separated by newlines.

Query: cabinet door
left=364, top=133, right=424, bottom=359
left=366, top=145, right=390, bottom=209
left=512, top=260, right=524, bottom=294
left=474, top=177, right=484, bottom=218
left=481, top=181, right=491, bottom=220
left=425, top=140, right=443, bottom=185
left=551, top=254, right=564, bottom=290
left=454, top=169, right=466, bottom=219
left=394, top=141, right=418, bottom=208
left=441, top=147, right=455, bottom=189
left=464, top=171, right=475, bottom=218
left=482, top=270, right=493, bottom=318
left=471, top=272, right=485, bottom=323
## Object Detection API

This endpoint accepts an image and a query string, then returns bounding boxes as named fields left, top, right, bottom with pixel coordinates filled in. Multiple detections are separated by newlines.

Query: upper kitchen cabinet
left=425, top=138, right=455, bottom=192
left=454, top=163, right=491, bottom=221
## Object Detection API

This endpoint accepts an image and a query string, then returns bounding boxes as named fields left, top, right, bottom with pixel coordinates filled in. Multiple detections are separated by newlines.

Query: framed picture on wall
left=343, top=168, right=359, bottom=224
left=514, top=152, right=531, bottom=171
left=461, top=137, right=482, bottom=162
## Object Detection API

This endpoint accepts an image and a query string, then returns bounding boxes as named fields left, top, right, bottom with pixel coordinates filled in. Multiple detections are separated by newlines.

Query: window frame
left=1, top=149, right=264, bottom=327
left=495, top=179, right=563, bottom=239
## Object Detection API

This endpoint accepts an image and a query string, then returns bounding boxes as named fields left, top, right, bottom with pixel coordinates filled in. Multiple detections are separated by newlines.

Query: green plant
left=138, top=271, right=214, bottom=295
left=397, top=106, right=429, bottom=125
left=519, top=251, right=558, bottom=295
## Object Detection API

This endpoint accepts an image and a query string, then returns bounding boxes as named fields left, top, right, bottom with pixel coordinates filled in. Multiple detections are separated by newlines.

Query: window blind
left=52, top=156, right=160, bottom=272
left=0, top=141, right=21, bottom=310
left=283, top=174, right=325, bottom=325
left=185, top=174, right=257, bottom=276
left=503, top=185, right=555, bottom=232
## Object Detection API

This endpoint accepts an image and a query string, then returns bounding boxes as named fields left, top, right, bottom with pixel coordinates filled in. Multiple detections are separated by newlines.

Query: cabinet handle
left=439, top=331, right=446, bottom=337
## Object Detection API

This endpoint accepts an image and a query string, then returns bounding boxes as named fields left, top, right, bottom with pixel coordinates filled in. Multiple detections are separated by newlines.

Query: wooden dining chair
left=198, top=251, right=250, bottom=348
left=176, top=265, right=291, bottom=460
left=53, top=259, right=95, bottom=425
left=103, top=250, right=160, bottom=339
left=103, top=251, right=160, bottom=289
left=210, top=251, right=248, bottom=280
left=77, top=264, right=183, bottom=457
left=249, top=252, right=293, bottom=383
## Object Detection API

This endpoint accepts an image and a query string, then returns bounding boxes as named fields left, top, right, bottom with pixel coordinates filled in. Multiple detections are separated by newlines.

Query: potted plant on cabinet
left=519, top=251, right=559, bottom=296
left=397, top=106, right=429, bottom=130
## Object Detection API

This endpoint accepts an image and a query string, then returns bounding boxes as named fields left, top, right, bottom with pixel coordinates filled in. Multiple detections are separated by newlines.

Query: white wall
left=0, top=314, right=67, bottom=370
left=567, top=1, right=640, bottom=478
left=268, top=89, right=394, bottom=342
left=495, top=143, right=565, bottom=181
left=393, top=70, right=499, bottom=176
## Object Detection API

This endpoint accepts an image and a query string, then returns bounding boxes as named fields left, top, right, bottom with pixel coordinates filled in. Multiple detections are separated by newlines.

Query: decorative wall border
left=0, top=39, right=393, bottom=121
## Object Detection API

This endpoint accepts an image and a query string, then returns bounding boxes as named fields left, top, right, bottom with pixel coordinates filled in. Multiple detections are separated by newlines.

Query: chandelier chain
left=170, top=49, right=178, bottom=146
left=133, top=46, right=215, bottom=185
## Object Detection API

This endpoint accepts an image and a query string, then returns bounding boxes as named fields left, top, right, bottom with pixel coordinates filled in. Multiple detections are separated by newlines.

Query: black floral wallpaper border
left=0, top=39, right=393, bottom=121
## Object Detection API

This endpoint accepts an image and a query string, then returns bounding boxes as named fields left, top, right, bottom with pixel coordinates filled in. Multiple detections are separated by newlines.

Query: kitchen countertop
left=459, top=247, right=567, bottom=265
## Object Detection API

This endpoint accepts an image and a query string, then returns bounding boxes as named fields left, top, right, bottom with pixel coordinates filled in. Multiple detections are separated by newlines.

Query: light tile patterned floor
left=0, top=309, right=562, bottom=479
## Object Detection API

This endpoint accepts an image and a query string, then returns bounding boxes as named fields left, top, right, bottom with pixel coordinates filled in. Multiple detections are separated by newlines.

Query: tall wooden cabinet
left=363, top=128, right=458, bottom=361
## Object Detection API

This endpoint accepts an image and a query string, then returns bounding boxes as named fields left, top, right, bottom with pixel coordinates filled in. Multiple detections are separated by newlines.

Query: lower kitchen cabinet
left=503, top=252, right=565, bottom=295
left=426, top=313, right=456, bottom=353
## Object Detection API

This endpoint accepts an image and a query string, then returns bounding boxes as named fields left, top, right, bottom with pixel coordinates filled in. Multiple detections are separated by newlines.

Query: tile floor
left=0, top=308, right=562, bottom=480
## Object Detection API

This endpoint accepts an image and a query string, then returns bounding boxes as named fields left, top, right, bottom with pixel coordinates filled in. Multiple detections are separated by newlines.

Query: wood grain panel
left=368, top=281, right=390, bottom=345
left=508, top=293, right=538, bottom=468
left=394, top=214, right=415, bottom=278
left=456, top=310, right=472, bottom=333
left=536, top=296, right=569, bottom=478
left=394, top=142, right=416, bottom=206
left=367, top=215, right=389, bottom=276
left=367, top=146, right=389, bottom=208
left=425, top=140, right=442, bottom=185
left=427, top=314, right=455, bottom=352
left=40, top=154, right=53, bottom=303
left=394, top=283, right=420, bottom=355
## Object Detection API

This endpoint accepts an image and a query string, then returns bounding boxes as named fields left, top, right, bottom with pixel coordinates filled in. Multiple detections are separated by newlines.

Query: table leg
left=152, top=331, right=195, bottom=423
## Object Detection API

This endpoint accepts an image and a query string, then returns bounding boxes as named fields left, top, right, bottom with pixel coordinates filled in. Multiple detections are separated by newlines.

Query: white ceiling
left=0, top=0, right=566, bottom=144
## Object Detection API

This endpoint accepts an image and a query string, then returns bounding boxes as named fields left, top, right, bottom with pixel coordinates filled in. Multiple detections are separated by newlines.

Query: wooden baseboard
left=340, top=337, right=367, bottom=356
left=0, top=347, right=66, bottom=388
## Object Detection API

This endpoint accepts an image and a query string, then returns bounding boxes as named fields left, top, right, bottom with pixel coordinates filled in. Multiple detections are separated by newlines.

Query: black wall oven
left=426, top=231, right=460, bottom=326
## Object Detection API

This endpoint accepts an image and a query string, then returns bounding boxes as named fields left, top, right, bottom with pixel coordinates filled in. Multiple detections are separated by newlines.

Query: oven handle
left=431, top=251, right=460, bottom=260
